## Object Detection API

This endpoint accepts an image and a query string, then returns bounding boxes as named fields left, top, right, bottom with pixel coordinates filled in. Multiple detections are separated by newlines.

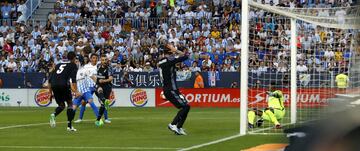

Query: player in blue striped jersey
left=72, top=54, right=99, bottom=119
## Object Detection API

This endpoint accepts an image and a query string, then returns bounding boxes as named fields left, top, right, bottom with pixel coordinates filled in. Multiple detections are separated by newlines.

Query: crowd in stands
left=0, top=0, right=27, bottom=22
left=0, top=0, right=357, bottom=74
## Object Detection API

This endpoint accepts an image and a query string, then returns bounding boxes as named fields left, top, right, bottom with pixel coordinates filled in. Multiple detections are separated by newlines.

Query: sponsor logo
left=34, top=89, right=52, bottom=107
left=109, top=90, right=116, bottom=106
left=252, top=92, right=328, bottom=104
left=156, top=88, right=333, bottom=107
left=0, top=92, right=10, bottom=102
left=130, top=89, right=148, bottom=107
left=184, top=93, right=240, bottom=103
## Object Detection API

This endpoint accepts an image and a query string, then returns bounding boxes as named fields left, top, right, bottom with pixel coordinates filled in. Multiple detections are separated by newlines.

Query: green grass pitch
left=0, top=107, right=288, bottom=151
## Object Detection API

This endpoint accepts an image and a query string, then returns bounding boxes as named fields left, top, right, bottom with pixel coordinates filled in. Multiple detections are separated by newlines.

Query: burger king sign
left=34, top=89, right=52, bottom=107
left=130, top=89, right=148, bottom=107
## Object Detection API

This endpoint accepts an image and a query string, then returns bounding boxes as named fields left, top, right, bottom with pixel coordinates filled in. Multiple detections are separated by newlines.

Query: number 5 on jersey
left=57, top=64, right=67, bottom=74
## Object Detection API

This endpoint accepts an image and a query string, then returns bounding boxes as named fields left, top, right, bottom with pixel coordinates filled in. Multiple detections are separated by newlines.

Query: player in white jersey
left=73, top=54, right=111, bottom=124
left=72, top=54, right=99, bottom=119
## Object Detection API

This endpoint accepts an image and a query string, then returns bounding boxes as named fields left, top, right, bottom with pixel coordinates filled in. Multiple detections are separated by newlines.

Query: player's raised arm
left=158, top=44, right=188, bottom=68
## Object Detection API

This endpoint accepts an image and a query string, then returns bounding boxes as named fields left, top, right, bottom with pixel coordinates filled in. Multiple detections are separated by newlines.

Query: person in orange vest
left=194, top=71, right=204, bottom=88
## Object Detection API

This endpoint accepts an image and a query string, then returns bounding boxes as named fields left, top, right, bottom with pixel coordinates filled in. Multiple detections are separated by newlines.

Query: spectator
left=121, top=71, right=133, bottom=87
left=114, top=62, right=122, bottom=72
left=143, top=62, right=153, bottom=72
left=335, top=49, right=343, bottom=61
left=1, top=1, right=12, bottom=20
left=257, top=61, right=268, bottom=73
left=296, top=61, right=308, bottom=72
left=6, top=56, right=17, bottom=72
left=133, top=64, right=143, bottom=72
left=193, top=71, right=204, bottom=88
left=190, top=61, right=201, bottom=72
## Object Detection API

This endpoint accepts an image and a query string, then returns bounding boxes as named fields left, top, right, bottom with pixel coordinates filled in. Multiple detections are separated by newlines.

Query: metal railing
left=24, top=0, right=41, bottom=20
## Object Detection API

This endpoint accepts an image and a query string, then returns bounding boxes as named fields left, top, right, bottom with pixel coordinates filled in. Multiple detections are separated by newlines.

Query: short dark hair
left=101, top=54, right=107, bottom=58
left=83, top=45, right=92, bottom=55
left=67, top=51, right=76, bottom=61
left=90, top=53, right=98, bottom=58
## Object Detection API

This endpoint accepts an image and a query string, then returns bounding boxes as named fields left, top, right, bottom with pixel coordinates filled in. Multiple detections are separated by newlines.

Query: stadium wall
left=0, top=88, right=155, bottom=107
left=0, top=87, right=339, bottom=108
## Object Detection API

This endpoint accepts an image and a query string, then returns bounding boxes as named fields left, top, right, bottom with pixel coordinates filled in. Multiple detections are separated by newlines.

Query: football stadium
left=0, top=0, right=359, bottom=150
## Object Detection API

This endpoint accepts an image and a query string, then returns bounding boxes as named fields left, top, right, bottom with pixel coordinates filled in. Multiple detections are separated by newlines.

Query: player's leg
left=95, top=86, right=111, bottom=108
left=163, top=90, right=181, bottom=134
left=103, top=86, right=112, bottom=123
left=248, top=109, right=256, bottom=128
left=273, top=109, right=286, bottom=123
left=174, top=91, right=190, bottom=129
left=261, top=108, right=281, bottom=128
left=248, top=108, right=264, bottom=128
left=72, top=97, right=84, bottom=123
left=65, top=89, right=76, bottom=131
left=95, top=86, right=111, bottom=125
left=164, top=90, right=190, bottom=135
left=83, top=91, right=99, bottom=118
left=75, top=101, right=86, bottom=123
left=50, top=87, right=65, bottom=128
left=51, top=87, right=65, bottom=116
left=104, top=109, right=110, bottom=122
left=95, top=87, right=106, bottom=123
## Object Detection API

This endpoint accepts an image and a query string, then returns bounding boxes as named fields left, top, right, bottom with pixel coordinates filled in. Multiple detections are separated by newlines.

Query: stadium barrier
left=0, top=87, right=340, bottom=108
left=155, top=88, right=336, bottom=108
left=0, top=88, right=155, bottom=107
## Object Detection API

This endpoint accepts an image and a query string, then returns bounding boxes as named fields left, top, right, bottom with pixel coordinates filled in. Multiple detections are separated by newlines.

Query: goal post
left=240, top=0, right=249, bottom=136
left=290, top=18, right=297, bottom=124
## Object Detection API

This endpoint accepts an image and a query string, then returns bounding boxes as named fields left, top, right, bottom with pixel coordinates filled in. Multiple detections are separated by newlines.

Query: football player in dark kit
left=48, top=51, right=81, bottom=131
left=94, top=54, right=113, bottom=126
left=158, top=42, right=190, bottom=135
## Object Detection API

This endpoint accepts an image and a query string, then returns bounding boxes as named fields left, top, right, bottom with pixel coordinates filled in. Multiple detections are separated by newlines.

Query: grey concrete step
left=43, top=0, right=57, bottom=3
left=33, top=9, right=53, bottom=15
left=30, top=14, right=48, bottom=20
left=40, top=2, right=55, bottom=9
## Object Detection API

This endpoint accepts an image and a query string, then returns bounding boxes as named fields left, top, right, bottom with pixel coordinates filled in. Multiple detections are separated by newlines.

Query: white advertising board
left=0, top=88, right=155, bottom=107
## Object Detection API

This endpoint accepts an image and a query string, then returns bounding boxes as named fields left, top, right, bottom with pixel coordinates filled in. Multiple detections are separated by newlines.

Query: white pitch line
left=0, top=122, right=54, bottom=130
left=0, top=146, right=180, bottom=150
left=179, top=122, right=298, bottom=151
left=0, top=117, right=236, bottom=130
left=248, top=122, right=293, bottom=134
left=0, top=118, right=126, bottom=130
left=178, top=134, right=242, bottom=151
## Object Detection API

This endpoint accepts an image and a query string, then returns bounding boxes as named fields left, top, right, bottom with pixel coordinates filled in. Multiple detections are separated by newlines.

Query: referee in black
left=48, top=51, right=81, bottom=131
left=95, top=54, right=113, bottom=126
left=158, top=42, right=190, bottom=135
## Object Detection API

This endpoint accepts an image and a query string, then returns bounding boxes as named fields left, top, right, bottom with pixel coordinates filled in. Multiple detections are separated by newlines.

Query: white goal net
left=242, top=1, right=360, bottom=134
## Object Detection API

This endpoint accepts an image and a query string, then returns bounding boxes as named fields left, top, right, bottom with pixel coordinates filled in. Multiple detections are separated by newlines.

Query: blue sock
left=89, top=101, right=99, bottom=117
left=104, top=109, right=108, bottom=120
left=79, top=105, right=86, bottom=120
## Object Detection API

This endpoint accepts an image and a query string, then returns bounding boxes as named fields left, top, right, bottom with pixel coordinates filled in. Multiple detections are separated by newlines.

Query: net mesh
left=246, top=2, right=359, bottom=134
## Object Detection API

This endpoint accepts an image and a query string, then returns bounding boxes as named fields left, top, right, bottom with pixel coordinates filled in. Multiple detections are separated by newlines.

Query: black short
left=51, top=86, right=72, bottom=105
left=163, top=90, right=188, bottom=109
left=102, top=86, right=112, bottom=99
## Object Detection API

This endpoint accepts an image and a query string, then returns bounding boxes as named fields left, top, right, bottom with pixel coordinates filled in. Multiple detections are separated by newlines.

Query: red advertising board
left=155, top=88, right=336, bottom=108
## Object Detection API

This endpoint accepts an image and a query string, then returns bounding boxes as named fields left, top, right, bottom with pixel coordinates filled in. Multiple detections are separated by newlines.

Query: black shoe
left=248, top=123, right=254, bottom=129
left=256, top=119, right=264, bottom=127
